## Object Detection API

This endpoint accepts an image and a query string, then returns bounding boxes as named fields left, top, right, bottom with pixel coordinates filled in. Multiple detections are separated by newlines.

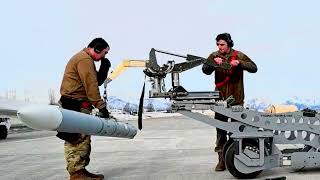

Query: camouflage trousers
left=64, top=134, right=91, bottom=174
left=61, top=101, right=93, bottom=174
left=214, top=112, right=228, bottom=152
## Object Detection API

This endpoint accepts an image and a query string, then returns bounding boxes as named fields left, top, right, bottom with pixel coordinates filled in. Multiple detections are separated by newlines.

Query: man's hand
left=101, top=58, right=111, bottom=67
left=98, top=106, right=110, bottom=118
left=230, top=60, right=240, bottom=67
left=214, top=57, right=223, bottom=65
left=97, top=58, right=111, bottom=86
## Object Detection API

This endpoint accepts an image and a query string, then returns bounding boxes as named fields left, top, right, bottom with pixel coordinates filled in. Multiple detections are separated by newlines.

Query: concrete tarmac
left=1, top=115, right=320, bottom=180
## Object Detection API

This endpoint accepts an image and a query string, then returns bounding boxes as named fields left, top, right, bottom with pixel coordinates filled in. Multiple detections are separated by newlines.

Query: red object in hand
left=81, top=101, right=92, bottom=109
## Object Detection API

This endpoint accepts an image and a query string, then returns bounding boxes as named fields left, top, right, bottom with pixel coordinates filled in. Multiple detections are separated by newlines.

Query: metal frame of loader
left=143, top=48, right=320, bottom=179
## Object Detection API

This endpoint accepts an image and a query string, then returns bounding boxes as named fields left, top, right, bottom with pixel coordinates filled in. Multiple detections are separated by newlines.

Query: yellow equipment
left=103, top=59, right=147, bottom=102
left=105, top=60, right=147, bottom=84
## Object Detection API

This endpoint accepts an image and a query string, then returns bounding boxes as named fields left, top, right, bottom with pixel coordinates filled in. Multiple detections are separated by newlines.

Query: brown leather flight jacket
left=60, top=50, right=106, bottom=109
left=202, top=49, right=257, bottom=105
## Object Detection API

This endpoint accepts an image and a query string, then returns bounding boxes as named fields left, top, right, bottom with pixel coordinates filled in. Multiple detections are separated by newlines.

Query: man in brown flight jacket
left=202, top=33, right=257, bottom=171
left=59, top=38, right=111, bottom=180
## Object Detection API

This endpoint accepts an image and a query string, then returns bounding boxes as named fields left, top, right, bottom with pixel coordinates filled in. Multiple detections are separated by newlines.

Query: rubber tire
left=223, top=139, right=234, bottom=160
left=225, top=140, right=262, bottom=179
left=0, top=125, right=8, bottom=139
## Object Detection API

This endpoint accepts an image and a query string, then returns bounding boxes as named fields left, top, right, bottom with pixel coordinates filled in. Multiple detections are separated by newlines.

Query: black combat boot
left=215, top=152, right=226, bottom=171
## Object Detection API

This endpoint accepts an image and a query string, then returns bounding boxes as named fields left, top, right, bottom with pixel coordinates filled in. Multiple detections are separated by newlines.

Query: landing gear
left=0, top=125, right=8, bottom=139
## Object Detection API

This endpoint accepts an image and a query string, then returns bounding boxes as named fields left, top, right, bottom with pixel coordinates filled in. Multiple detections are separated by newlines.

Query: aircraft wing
left=0, top=98, right=34, bottom=115
left=0, top=109, right=17, bottom=116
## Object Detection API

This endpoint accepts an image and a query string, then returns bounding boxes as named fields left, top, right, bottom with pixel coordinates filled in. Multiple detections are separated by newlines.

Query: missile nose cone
left=17, top=105, right=63, bottom=130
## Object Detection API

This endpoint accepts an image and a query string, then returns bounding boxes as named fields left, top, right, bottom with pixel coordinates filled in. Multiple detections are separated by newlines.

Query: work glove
left=98, top=106, right=110, bottom=118
left=101, top=57, right=111, bottom=67
left=97, top=58, right=111, bottom=86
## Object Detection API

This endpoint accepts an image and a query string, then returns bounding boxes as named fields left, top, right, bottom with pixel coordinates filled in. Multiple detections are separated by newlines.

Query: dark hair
left=216, top=33, right=234, bottom=47
left=87, top=38, right=109, bottom=53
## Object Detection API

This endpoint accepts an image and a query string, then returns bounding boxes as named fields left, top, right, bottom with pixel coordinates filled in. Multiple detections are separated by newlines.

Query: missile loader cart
left=139, top=48, right=320, bottom=179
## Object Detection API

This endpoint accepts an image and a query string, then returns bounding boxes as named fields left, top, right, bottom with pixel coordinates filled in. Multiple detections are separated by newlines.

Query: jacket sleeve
left=238, top=52, right=258, bottom=73
left=77, top=59, right=106, bottom=109
left=202, top=53, right=216, bottom=75
left=97, top=58, right=111, bottom=86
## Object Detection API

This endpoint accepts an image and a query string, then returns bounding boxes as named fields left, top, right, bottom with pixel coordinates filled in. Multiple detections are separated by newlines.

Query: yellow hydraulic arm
left=105, top=59, right=147, bottom=84
left=103, top=59, right=147, bottom=101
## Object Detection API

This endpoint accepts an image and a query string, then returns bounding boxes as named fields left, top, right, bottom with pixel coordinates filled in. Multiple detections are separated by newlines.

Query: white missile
left=17, top=105, right=137, bottom=139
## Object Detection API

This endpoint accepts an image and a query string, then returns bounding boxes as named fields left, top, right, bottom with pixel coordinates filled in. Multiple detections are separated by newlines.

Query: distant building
left=264, top=104, right=298, bottom=113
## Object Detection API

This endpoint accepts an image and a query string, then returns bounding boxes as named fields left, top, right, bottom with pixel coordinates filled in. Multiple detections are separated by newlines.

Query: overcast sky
left=1, top=0, right=319, bottom=103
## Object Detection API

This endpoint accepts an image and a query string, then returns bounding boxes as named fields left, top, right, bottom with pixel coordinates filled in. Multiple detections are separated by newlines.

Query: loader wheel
left=225, top=140, right=262, bottom=179
left=0, top=125, right=8, bottom=139
left=223, top=139, right=234, bottom=160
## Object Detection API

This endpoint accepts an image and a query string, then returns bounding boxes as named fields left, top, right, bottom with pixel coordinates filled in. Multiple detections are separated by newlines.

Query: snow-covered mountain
left=2, top=95, right=320, bottom=114
left=143, top=99, right=172, bottom=111
left=245, top=97, right=320, bottom=111
left=245, top=98, right=272, bottom=112
left=107, top=96, right=320, bottom=113
left=107, top=96, right=171, bottom=112
left=284, top=96, right=320, bottom=110
left=107, top=96, right=128, bottom=110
